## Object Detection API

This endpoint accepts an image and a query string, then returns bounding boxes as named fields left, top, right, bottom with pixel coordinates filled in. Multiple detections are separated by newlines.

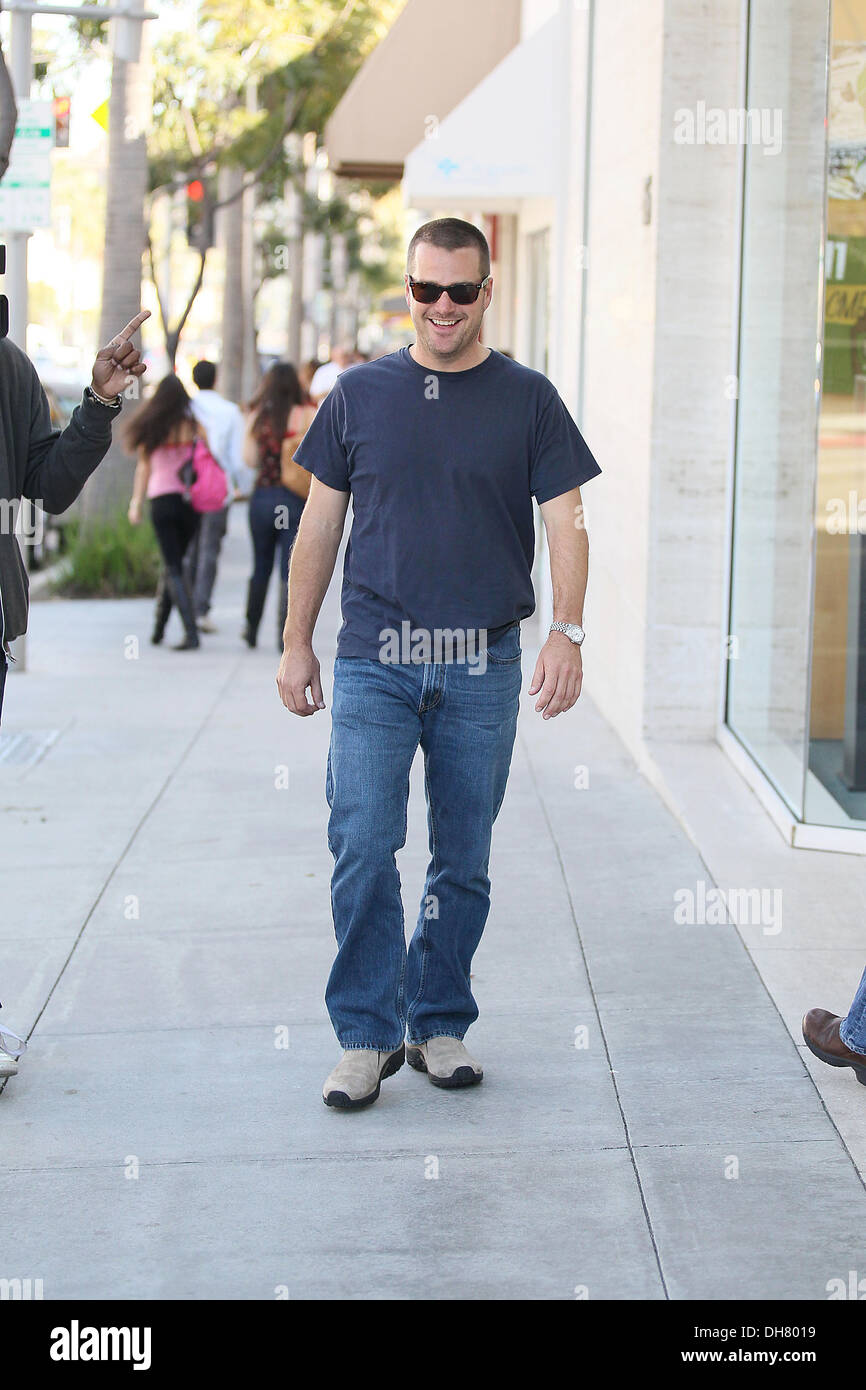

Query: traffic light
left=186, top=179, right=215, bottom=253
left=53, top=95, right=70, bottom=148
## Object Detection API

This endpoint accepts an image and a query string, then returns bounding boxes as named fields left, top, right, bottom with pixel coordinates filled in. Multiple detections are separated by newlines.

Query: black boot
left=243, top=578, right=268, bottom=648
left=277, top=580, right=288, bottom=653
left=165, top=567, right=199, bottom=650
left=151, top=576, right=172, bottom=646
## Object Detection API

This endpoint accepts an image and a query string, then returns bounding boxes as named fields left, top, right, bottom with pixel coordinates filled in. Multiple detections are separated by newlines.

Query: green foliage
left=149, top=0, right=405, bottom=194
left=54, top=513, right=162, bottom=598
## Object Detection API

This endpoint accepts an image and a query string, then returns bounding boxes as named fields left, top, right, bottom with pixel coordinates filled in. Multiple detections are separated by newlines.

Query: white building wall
left=521, top=0, right=560, bottom=40
left=642, top=0, right=744, bottom=741
left=577, top=0, right=666, bottom=755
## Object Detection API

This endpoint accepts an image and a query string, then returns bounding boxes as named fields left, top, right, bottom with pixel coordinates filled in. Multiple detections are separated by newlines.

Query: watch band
left=550, top=620, right=585, bottom=645
left=84, top=384, right=122, bottom=409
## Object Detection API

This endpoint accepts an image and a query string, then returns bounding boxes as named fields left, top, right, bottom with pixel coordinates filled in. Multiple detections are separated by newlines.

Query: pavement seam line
left=676, top=834, right=866, bottom=1200
left=517, top=725, right=671, bottom=1300
left=9, top=653, right=245, bottom=1064
left=622, top=737, right=866, bottom=1189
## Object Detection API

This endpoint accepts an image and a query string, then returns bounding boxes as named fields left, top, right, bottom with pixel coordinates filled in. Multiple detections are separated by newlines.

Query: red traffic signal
left=186, top=180, right=205, bottom=202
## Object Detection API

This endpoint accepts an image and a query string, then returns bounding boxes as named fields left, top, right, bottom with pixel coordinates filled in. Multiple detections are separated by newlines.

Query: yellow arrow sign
left=90, top=99, right=109, bottom=131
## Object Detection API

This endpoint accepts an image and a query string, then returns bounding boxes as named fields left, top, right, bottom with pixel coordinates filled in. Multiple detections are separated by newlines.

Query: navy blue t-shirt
left=294, top=346, right=601, bottom=659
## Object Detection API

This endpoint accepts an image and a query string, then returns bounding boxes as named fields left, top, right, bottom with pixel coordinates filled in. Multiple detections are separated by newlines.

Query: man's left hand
left=528, top=632, right=583, bottom=719
left=90, top=309, right=151, bottom=400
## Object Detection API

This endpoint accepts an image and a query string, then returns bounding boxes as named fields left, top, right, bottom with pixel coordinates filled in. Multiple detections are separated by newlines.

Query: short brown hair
left=407, top=218, right=490, bottom=279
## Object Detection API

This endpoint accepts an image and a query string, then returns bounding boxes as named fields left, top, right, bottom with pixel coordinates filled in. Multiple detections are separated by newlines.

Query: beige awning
left=325, top=0, right=521, bottom=181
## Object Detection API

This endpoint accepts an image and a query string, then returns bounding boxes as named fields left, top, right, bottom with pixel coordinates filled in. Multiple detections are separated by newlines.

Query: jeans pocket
left=485, top=623, right=522, bottom=664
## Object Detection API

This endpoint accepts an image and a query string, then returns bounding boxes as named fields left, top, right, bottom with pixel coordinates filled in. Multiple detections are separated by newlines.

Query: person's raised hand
left=91, top=309, right=151, bottom=400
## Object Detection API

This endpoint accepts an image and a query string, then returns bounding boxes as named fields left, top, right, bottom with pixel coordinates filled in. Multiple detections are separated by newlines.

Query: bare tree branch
left=147, top=225, right=207, bottom=368
left=145, top=230, right=172, bottom=348
left=168, top=247, right=206, bottom=364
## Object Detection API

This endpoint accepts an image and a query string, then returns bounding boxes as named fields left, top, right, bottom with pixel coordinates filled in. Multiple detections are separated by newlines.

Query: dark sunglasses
left=407, top=275, right=491, bottom=306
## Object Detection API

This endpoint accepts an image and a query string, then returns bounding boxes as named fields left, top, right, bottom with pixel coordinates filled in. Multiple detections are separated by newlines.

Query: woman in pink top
left=125, top=375, right=207, bottom=650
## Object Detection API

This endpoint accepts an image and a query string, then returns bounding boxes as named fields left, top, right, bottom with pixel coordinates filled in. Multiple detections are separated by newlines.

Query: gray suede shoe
left=406, top=1037, right=483, bottom=1088
left=322, top=1044, right=405, bottom=1110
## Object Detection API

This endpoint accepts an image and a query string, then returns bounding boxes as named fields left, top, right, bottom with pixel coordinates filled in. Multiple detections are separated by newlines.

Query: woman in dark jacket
left=242, top=362, right=315, bottom=650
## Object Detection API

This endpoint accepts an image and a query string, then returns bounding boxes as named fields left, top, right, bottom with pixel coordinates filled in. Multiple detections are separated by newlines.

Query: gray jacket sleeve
left=21, top=359, right=119, bottom=515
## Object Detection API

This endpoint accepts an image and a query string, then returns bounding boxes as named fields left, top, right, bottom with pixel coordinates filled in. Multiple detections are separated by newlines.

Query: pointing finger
left=98, top=310, right=151, bottom=356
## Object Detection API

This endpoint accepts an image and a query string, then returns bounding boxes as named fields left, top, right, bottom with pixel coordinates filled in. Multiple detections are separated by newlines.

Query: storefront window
left=806, top=0, right=866, bottom=828
left=727, top=0, right=829, bottom=820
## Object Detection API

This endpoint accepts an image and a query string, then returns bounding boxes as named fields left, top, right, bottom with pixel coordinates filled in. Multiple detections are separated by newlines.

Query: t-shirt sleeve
left=293, top=381, right=350, bottom=491
left=530, top=389, right=602, bottom=504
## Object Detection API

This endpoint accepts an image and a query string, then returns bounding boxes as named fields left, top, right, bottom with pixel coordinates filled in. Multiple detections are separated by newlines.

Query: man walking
left=0, top=309, right=149, bottom=1077
left=185, top=359, right=247, bottom=632
left=276, top=218, right=601, bottom=1109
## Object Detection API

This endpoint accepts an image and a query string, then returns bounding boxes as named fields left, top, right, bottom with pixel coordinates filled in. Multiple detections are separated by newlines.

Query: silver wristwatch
left=549, top=621, right=585, bottom=646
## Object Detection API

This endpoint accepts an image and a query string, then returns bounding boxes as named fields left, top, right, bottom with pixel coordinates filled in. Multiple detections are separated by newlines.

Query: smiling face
left=405, top=243, right=493, bottom=369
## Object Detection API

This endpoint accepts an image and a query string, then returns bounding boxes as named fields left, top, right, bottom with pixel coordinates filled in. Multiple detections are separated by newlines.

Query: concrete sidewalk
left=1, top=505, right=865, bottom=1300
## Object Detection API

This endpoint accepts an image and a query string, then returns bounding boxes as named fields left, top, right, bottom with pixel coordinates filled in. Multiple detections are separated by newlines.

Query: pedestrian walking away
left=276, top=218, right=602, bottom=1109
left=126, top=375, right=209, bottom=651
left=0, top=306, right=150, bottom=1078
left=242, top=362, right=316, bottom=651
left=185, top=359, right=248, bottom=632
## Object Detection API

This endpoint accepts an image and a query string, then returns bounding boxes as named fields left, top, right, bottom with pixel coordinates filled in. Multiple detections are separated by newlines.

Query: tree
left=0, top=12, right=18, bottom=180
left=145, top=0, right=404, bottom=375
left=80, top=18, right=153, bottom=524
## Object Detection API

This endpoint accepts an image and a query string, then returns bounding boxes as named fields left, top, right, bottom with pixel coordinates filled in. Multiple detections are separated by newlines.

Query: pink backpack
left=180, top=438, right=228, bottom=513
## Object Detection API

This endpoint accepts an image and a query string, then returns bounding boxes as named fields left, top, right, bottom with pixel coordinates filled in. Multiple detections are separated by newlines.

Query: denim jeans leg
left=191, top=506, right=228, bottom=616
left=840, top=964, right=866, bottom=1056
left=325, top=659, right=423, bottom=1049
left=404, top=641, right=522, bottom=1045
left=248, top=487, right=280, bottom=591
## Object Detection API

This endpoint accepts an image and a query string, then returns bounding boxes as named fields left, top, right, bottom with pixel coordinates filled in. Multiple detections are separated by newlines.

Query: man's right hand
left=277, top=644, right=326, bottom=716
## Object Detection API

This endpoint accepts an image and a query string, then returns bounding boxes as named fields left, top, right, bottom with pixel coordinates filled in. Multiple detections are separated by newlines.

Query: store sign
left=0, top=100, right=54, bottom=232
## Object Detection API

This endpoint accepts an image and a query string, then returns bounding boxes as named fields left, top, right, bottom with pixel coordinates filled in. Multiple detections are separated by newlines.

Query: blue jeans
left=324, top=624, right=523, bottom=1050
left=841, top=967, right=866, bottom=1055
left=248, top=485, right=304, bottom=588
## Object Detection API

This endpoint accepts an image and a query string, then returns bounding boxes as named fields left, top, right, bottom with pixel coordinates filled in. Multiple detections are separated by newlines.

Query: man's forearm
left=284, top=514, right=342, bottom=648
left=549, top=523, right=588, bottom=624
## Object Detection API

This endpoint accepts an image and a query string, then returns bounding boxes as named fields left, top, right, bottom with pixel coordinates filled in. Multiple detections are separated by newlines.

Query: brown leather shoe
left=802, top=1008, right=866, bottom=1085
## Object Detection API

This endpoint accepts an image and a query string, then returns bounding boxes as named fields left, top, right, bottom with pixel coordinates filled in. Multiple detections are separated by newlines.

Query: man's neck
left=409, top=341, right=490, bottom=374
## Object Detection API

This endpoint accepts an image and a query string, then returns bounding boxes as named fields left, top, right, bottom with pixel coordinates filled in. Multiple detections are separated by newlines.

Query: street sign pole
left=6, top=2, right=32, bottom=349
left=1, top=0, right=155, bottom=671
left=6, top=3, right=34, bottom=670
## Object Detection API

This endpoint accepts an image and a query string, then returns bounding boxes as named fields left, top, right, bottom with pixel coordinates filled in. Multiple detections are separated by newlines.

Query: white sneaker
left=0, top=1025, right=26, bottom=1078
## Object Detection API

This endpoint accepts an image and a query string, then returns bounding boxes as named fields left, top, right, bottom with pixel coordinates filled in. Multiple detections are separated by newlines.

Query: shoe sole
left=802, top=1017, right=866, bottom=1086
left=323, top=1045, right=405, bottom=1110
left=406, top=1046, right=482, bottom=1088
